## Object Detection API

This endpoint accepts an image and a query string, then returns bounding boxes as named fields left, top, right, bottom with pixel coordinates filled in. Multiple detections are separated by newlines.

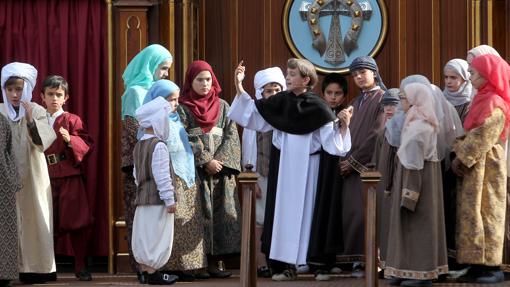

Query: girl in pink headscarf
left=451, top=54, right=510, bottom=284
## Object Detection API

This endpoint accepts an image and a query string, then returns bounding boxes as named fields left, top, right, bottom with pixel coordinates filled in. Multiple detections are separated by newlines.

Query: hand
left=451, top=157, right=465, bottom=177
left=339, top=160, right=353, bottom=176
left=59, top=127, right=71, bottom=143
left=234, top=60, right=245, bottom=85
left=254, top=183, right=262, bottom=199
left=21, top=101, right=33, bottom=123
left=166, top=204, right=176, bottom=214
left=337, top=106, right=353, bottom=129
left=205, top=159, right=224, bottom=175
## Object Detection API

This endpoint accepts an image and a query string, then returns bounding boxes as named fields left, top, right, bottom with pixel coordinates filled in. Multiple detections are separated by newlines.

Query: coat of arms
left=283, top=0, right=388, bottom=73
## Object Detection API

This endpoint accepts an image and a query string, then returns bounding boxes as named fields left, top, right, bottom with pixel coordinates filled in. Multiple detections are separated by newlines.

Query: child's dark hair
left=321, top=73, right=348, bottom=95
left=3, top=76, right=24, bottom=89
left=41, top=75, right=69, bottom=95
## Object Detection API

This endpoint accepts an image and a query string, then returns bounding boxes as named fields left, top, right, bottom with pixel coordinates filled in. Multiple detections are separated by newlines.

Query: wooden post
left=238, top=165, right=259, bottom=287
left=361, top=170, right=381, bottom=287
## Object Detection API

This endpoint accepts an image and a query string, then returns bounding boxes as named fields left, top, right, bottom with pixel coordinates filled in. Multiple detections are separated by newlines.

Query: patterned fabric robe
left=453, top=108, right=507, bottom=265
left=178, top=99, right=242, bottom=255
left=0, top=113, right=22, bottom=280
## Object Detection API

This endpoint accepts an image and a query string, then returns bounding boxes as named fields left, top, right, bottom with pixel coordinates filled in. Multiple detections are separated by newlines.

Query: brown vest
left=133, top=137, right=165, bottom=206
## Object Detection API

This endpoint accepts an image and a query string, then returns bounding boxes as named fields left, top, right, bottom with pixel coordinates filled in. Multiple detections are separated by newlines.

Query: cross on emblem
left=300, top=0, right=373, bottom=65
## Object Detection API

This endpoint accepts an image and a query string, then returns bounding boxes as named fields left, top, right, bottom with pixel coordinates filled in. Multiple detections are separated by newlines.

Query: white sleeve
left=241, top=128, right=257, bottom=171
left=319, top=121, right=352, bottom=156
left=152, top=142, right=175, bottom=206
left=132, top=165, right=138, bottom=186
left=227, top=91, right=273, bottom=132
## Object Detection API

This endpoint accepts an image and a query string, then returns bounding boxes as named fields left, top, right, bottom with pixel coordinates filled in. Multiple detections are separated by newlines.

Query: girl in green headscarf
left=120, top=44, right=172, bottom=284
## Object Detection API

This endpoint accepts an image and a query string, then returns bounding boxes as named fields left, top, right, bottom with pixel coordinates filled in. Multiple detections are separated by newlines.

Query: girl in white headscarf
left=443, top=59, right=473, bottom=122
left=384, top=80, right=448, bottom=287
left=131, top=97, right=178, bottom=285
left=0, top=62, right=57, bottom=284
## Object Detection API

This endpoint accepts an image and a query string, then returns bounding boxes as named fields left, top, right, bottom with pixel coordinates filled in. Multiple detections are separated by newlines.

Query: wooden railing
left=238, top=165, right=259, bottom=287
left=361, top=170, right=382, bottom=287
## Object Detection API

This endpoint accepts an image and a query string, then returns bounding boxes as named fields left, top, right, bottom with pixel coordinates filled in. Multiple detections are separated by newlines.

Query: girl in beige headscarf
left=384, top=80, right=448, bottom=287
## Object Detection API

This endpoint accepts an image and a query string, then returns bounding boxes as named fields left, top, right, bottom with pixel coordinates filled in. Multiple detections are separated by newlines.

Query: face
left=261, top=83, right=282, bottom=99
left=192, top=71, right=213, bottom=96
left=323, top=83, right=345, bottom=108
left=41, top=86, right=68, bottom=113
left=285, top=67, right=309, bottom=94
left=383, top=104, right=397, bottom=120
left=153, top=60, right=173, bottom=80
left=351, top=68, right=376, bottom=91
left=469, top=67, right=487, bottom=89
left=5, top=79, right=24, bottom=107
left=399, top=91, right=411, bottom=112
left=444, top=68, right=465, bottom=93
left=166, top=90, right=180, bottom=112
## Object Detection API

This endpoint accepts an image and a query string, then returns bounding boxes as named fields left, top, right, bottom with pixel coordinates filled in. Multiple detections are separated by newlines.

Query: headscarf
left=122, top=44, right=173, bottom=89
left=381, top=88, right=400, bottom=106
left=467, top=44, right=501, bottom=60
left=397, top=82, right=439, bottom=169
left=1, top=62, right=37, bottom=121
left=384, top=102, right=405, bottom=147
left=349, top=56, right=387, bottom=90
left=179, top=60, right=222, bottom=133
left=253, top=67, right=287, bottom=100
left=143, top=79, right=196, bottom=187
left=121, top=44, right=172, bottom=119
left=443, top=59, right=473, bottom=106
left=400, top=75, right=444, bottom=125
left=430, top=84, right=464, bottom=163
left=135, top=97, right=171, bottom=141
left=464, top=54, right=510, bottom=140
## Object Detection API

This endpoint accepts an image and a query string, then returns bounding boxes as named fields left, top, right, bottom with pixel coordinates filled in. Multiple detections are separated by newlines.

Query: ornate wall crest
left=283, top=0, right=388, bottom=74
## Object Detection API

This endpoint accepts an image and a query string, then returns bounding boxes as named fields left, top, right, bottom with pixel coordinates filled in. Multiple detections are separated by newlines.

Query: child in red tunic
left=41, top=75, right=94, bottom=281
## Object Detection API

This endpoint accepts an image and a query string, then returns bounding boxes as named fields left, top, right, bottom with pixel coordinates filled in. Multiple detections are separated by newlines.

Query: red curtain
left=0, top=0, right=108, bottom=256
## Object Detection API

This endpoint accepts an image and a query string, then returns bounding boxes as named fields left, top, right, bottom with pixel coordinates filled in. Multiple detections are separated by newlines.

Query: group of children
left=1, top=42, right=509, bottom=287
left=0, top=63, right=93, bottom=287
left=230, top=44, right=510, bottom=286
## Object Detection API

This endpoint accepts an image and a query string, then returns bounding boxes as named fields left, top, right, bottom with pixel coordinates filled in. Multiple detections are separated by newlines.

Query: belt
left=46, top=153, right=66, bottom=165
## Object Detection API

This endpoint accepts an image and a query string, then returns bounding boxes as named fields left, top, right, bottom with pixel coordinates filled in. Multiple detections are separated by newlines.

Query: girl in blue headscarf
left=143, top=79, right=207, bottom=280
left=120, top=44, right=173, bottom=283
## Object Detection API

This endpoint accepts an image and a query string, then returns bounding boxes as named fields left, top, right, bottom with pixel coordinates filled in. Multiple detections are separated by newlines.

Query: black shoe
left=19, top=273, right=52, bottom=284
left=475, top=270, right=504, bottom=284
left=456, top=266, right=480, bottom=283
left=137, top=271, right=148, bottom=284
left=0, top=280, right=11, bottom=287
left=147, top=271, right=178, bottom=285
left=388, top=277, right=404, bottom=286
left=400, top=279, right=432, bottom=286
left=75, top=268, right=93, bottom=281
left=257, top=266, right=272, bottom=278
left=161, top=270, right=195, bottom=282
left=209, top=269, right=232, bottom=278
left=194, top=271, right=211, bottom=280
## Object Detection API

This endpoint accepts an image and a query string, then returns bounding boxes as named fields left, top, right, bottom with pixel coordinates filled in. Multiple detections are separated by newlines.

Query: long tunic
left=307, top=105, right=346, bottom=266
left=453, top=108, right=507, bottom=265
left=372, top=129, right=398, bottom=266
left=0, top=103, right=57, bottom=274
left=178, top=99, right=242, bottom=255
left=384, top=161, right=448, bottom=280
left=0, top=113, right=22, bottom=280
left=339, top=89, right=385, bottom=262
left=45, top=112, right=93, bottom=233
left=161, top=176, right=207, bottom=270
left=228, top=92, right=351, bottom=265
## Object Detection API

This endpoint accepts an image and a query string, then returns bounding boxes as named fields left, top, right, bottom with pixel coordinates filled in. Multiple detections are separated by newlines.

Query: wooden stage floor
left=10, top=272, right=510, bottom=286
